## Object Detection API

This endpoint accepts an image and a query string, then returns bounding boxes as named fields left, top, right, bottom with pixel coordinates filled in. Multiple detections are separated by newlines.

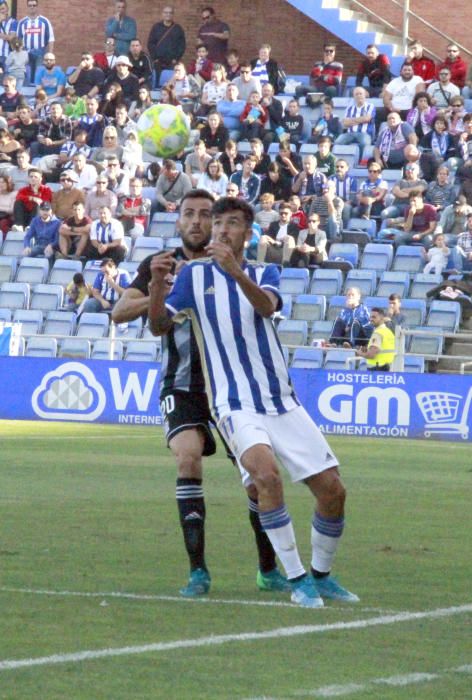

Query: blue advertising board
left=0, top=357, right=471, bottom=441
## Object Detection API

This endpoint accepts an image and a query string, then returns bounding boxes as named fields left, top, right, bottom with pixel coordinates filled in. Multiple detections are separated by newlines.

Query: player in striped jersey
left=113, top=190, right=284, bottom=597
left=149, top=197, right=359, bottom=608
left=17, top=0, right=54, bottom=82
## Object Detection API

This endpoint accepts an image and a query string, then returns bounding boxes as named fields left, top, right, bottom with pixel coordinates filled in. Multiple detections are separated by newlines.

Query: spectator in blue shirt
left=34, top=52, right=66, bottom=99
left=330, top=287, right=373, bottom=348
left=81, top=257, right=131, bottom=314
left=105, top=0, right=137, bottom=55
left=229, top=155, right=261, bottom=205
left=21, top=201, right=60, bottom=263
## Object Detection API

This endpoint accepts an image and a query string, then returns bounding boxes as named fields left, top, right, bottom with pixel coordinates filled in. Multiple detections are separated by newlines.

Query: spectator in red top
left=187, top=44, right=213, bottom=85
left=296, top=44, right=343, bottom=102
left=437, top=44, right=467, bottom=89
left=12, top=168, right=52, bottom=231
left=93, top=37, right=118, bottom=78
left=239, top=90, right=268, bottom=141
left=407, top=40, right=436, bottom=85
left=355, top=44, right=391, bottom=97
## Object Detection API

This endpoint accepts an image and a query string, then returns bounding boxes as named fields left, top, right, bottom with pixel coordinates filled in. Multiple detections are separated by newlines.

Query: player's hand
left=150, top=251, right=175, bottom=283
left=205, top=240, right=239, bottom=274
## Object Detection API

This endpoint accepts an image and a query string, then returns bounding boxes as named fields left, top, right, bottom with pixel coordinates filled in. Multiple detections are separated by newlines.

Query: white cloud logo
left=32, top=362, right=106, bottom=421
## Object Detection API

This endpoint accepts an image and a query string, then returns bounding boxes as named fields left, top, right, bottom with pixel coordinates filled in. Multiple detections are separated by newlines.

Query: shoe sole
left=290, top=593, right=324, bottom=608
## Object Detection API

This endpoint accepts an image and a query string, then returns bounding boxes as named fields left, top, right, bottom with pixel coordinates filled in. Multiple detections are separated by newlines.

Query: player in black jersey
left=113, top=190, right=288, bottom=597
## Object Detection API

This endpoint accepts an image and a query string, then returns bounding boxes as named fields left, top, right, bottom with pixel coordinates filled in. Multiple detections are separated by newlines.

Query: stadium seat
left=291, top=346, right=324, bottom=369
left=310, top=319, right=333, bottom=343
left=323, top=348, right=355, bottom=370
left=30, top=283, right=64, bottom=311
left=91, top=339, right=124, bottom=361
left=111, top=316, right=143, bottom=340
left=426, top=300, right=461, bottom=332
left=332, top=143, right=360, bottom=168
left=409, top=273, right=442, bottom=300
left=364, top=296, right=389, bottom=312
left=400, top=298, right=427, bottom=327
left=158, top=68, right=173, bottom=87
left=48, top=258, right=83, bottom=287
left=328, top=242, right=359, bottom=268
left=279, top=268, right=309, bottom=296
left=76, top=312, right=110, bottom=339
left=403, top=355, right=425, bottom=373
left=25, top=336, right=58, bottom=357
left=0, top=255, right=17, bottom=283
left=0, top=281, right=30, bottom=310
left=309, top=268, right=343, bottom=297
left=59, top=337, right=91, bottom=359
left=326, top=295, right=346, bottom=321
left=1, top=231, right=24, bottom=257
left=43, top=310, right=76, bottom=337
left=237, top=140, right=251, bottom=156
left=292, top=294, right=326, bottom=322
left=360, top=243, right=394, bottom=275
left=0, top=307, right=12, bottom=322
left=408, top=326, right=444, bottom=357
left=342, top=229, right=371, bottom=250
left=164, top=236, right=182, bottom=250
left=15, top=257, right=49, bottom=284
left=276, top=319, right=308, bottom=346
left=279, top=293, right=293, bottom=319
left=125, top=340, right=159, bottom=362
left=299, top=143, right=318, bottom=156
left=376, top=270, right=410, bottom=298
left=13, top=309, right=43, bottom=336
left=83, top=260, right=103, bottom=285
left=120, top=261, right=140, bottom=280
left=346, top=218, right=377, bottom=238
left=149, top=212, right=179, bottom=238
left=344, top=269, right=376, bottom=296
left=392, top=245, right=425, bottom=274
left=380, top=169, right=401, bottom=186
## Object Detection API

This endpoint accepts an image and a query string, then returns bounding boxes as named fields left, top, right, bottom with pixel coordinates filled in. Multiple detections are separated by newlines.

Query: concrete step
left=448, top=341, right=472, bottom=357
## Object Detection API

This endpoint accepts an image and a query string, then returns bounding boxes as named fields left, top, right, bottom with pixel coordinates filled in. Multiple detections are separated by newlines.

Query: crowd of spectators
left=0, top=0, right=471, bottom=320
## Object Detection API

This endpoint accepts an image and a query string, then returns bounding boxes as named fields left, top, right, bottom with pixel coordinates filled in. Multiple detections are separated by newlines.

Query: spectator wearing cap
left=34, top=52, right=66, bottom=99
left=105, top=0, right=137, bottom=55
left=52, top=170, right=85, bottom=220
left=81, top=256, right=130, bottom=315
left=85, top=174, right=118, bottom=220
left=21, top=200, right=59, bottom=262
left=104, top=54, right=140, bottom=105
left=89, top=205, right=127, bottom=265
left=13, top=167, right=52, bottom=230
left=58, top=200, right=93, bottom=258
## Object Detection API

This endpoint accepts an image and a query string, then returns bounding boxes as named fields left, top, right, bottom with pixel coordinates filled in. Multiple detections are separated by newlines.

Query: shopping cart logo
left=416, top=389, right=472, bottom=440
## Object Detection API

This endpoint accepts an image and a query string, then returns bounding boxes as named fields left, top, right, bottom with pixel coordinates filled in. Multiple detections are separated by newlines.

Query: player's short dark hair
left=212, top=196, right=254, bottom=226
left=180, top=189, right=215, bottom=207
left=389, top=293, right=401, bottom=302
left=371, top=307, right=385, bottom=315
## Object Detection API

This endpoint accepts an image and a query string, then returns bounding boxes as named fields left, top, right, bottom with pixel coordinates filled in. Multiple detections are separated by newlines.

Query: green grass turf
left=0, top=421, right=470, bottom=699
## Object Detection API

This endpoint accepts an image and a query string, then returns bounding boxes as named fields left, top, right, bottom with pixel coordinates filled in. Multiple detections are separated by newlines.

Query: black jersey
left=129, top=250, right=205, bottom=395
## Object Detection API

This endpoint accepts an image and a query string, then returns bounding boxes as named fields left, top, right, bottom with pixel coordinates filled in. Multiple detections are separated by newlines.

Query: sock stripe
left=259, top=505, right=291, bottom=530
left=176, top=485, right=204, bottom=500
left=312, top=513, right=344, bottom=538
left=248, top=498, right=259, bottom=514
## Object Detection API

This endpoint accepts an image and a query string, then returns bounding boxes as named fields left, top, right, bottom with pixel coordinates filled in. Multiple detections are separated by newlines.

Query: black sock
left=248, top=497, right=276, bottom=574
left=176, top=478, right=206, bottom=571
left=311, top=567, right=330, bottom=579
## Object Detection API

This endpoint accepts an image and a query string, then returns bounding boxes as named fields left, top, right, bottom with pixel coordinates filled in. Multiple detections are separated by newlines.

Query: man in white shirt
left=72, top=152, right=97, bottom=192
left=89, top=204, right=127, bottom=264
left=427, top=67, right=460, bottom=109
left=378, top=63, right=424, bottom=130
left=232, top=61, right=262, bottom=102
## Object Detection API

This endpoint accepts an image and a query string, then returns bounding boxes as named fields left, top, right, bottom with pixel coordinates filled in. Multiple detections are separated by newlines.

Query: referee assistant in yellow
left=356, top=307, right=396, bottom=371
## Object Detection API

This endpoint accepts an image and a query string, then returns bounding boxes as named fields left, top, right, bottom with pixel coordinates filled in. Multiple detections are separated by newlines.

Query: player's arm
left=148, top=252, right=177, bottom=335
left=112, top=287, right=149, bottom=324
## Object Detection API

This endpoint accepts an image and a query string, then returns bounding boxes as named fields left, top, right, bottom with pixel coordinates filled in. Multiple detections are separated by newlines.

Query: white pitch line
left=1, top=603, right=471, bottom=673
left=0, top=434, right=155, bottom=441
left=0, top=586, right=396, bottom=614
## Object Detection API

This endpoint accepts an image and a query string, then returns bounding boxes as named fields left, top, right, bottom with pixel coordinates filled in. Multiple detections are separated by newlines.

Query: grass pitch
left=0, top=421, right=470, bottom=700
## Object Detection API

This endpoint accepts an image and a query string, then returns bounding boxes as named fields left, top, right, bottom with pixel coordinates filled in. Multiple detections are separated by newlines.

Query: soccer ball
left=137, top=104, right=190, bottom=158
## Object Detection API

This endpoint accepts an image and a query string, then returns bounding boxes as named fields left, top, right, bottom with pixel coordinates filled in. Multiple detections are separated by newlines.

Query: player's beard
left=182, top=231, right=211, bottom=253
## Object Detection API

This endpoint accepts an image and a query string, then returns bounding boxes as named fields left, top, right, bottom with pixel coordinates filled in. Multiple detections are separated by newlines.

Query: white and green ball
left=137, top=104, right=190, bottom=158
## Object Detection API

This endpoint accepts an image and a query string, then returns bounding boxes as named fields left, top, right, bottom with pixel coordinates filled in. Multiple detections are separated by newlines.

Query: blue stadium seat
left=403, top=355, right=425, bottom=373
left=360, top=243, right=394, bottom=275
left=112, top=317, right=143, bottom=340
left=324, top=348, right=355, bottom=370
left=299, top=143, right=318, bottom=157
left=48, top=258, right=83, bottom=286
left=291, top=346, right=324, bottom=369
left=427, top=300, right=461, bottom=332
left=328, top=242, right=359, bottom=268
left=309, top=268, right=343, bottom=296
left=131, top=236, right=165, bottom=262
left=408, top=326, right=444, bottom=357
left=276, top=319, right=308, bottom=346
left=292, top=294, right=326, bottom=322
left=30, top=283, right=64, bottom=311
left=400, top=299, right=427, bottom=327
left=13, top=309, right=43, bottom=336
left=0, top=231, right=24, bottom=257
left=279, top=293, right=293, bottom=319
left=125, top=340, right=159, bottom=362
left=76, top=312, right=110, bottom=339
left=342, top=229, right=371, bottom=249
left=25, top=336, right=58, bottom=358
left=0, top=307, right=12, bottom=322
left=392, top=245, right=425, bottom=274
left=409, top=273, right=442, bottom=300
left=0, top=281, right=30, bottom=310
left=164, top=236, right=182, bottom=250
left=364, top=296, right=389, bottom=312
left=91, top=339, right=124, bottom=361
left=0, top=255, right=17, bottom=283
left=344, top=268, right=376, bottom=296
left=279, top=267, right=310, bottom=296
left=83, top=260, right=103, bottom=286
left=310, top=319, right=333, bottom=343
left=59, top=338, right=91, bottom=359
left=347, top=218, right=377, bottom=238
left=376, top=270, right=410, bottom=298
left=149, top=212, right=179, bottom=238
left=332, top=143, right=361, bottom=169
left=326, top=294, right=346, bottom=321
left=43, top=310, right=76, bottom=337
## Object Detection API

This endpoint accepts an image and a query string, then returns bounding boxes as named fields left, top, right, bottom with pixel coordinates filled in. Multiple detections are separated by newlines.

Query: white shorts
left=218, top=406, right=339, bottom=487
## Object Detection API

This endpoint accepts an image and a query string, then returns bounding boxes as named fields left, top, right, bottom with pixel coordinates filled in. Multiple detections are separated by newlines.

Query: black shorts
left=160, top=390, right=217, bottom=457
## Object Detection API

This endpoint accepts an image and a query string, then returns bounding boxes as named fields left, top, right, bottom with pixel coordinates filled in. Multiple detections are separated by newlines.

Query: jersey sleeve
left=165, top=263, right=195, bottom=318
left=259, top=263, right=282, bottom=311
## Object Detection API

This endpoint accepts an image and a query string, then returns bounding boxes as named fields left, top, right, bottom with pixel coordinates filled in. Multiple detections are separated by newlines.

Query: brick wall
left=15, top=0, right=471, bottom=79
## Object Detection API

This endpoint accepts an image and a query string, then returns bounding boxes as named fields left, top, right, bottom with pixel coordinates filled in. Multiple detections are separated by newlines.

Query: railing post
left=402, top=0, right=410, bottom=55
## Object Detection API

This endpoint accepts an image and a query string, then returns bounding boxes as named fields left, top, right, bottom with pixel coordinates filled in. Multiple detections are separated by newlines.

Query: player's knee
left=254, top=464, right=283, bottom=495
left=320, top=477, right=346, bottom=514
left=175, top=452, right=203, bottom=479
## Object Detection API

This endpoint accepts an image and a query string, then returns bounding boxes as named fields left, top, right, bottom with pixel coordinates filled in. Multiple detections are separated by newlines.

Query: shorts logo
left=32, top=362, right=106, bottom=421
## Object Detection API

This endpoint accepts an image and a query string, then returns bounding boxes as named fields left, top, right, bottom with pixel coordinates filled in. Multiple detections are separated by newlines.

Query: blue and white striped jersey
left=343, top=102, right=376, bottom=136
left=165, top=261, right=299, bottom=419
left=17, top=15, right=54, bottom=51
left=0, top=17, right=17, bottom=59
